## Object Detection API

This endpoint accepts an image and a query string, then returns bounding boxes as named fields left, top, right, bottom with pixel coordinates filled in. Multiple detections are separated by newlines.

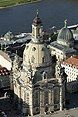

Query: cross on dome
left=64, top=19, right=67, bottom=28
left=36, top=9, right=39, bottom=17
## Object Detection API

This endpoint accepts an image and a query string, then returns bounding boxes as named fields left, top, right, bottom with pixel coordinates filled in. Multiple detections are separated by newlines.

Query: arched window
left=24, top=91, right=29, bottom=104
left=42, top=47, right=44, bottom=51
left=33, top=91, right=39, bottom=106
left=42, top=71, right=47, bottom=80
left=31, top=56, right=35, bottom=63
left=42, top=57, right=45, bottom=63
left=37, top=28, right=40, bottom=36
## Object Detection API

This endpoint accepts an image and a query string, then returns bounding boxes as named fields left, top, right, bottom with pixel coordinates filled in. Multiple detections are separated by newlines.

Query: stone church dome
left=57, top=20, right=74, bottom=47
left=23, top=42, right=52, bottom=69
left=23, top=10, right=53, bottom=79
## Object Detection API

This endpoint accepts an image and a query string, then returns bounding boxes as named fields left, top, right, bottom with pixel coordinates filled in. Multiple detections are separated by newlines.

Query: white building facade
left=0, top=50, right=12, bottom=71
left=61, top=56, right=78, bottom=93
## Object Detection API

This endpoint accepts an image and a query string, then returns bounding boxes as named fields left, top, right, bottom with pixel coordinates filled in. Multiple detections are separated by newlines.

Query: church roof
left=57, top=20, right=74, bottom=47
left=23, top=42, right=52, bottom=69
left=33, top=10, right=42, bottom=26
left=50, top=41, right=76, bottom=54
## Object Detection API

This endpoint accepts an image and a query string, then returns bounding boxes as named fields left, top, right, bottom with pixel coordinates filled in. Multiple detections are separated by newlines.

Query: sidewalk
left=34, top=108, right=78, bottom=117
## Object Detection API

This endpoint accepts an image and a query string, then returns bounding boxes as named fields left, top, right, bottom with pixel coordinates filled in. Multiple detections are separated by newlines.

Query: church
left=12, top=11, right=67, bottom=116
left=49, top=20, right=77, bottom=61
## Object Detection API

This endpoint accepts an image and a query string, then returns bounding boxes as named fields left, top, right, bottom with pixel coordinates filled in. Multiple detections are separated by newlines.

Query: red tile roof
left=62, top=56, right=78, bottom=68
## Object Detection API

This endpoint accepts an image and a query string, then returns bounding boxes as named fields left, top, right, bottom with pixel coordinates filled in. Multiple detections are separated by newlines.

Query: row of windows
left=65, top=68, right=77, bottom=72
left=33, top=90, right=59, bottom=106
left=67, top=76, right=77, bottom=82
left=52, top=49, right=63, bottom=55
left=65, top=70, right=78, bottom=76
left=24, top=92, right=29, bottom=104
left=23, top=54, right=46, bottom=63
left=67, top=78, right=73, bottom=82
left=66, top=70, right=77, bottom=74
left=64, top=64, right=77, bottom=69
left=26, top=45, right=46, bottom=52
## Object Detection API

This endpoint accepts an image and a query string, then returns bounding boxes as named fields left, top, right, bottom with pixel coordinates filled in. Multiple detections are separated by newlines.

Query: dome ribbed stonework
left=23, top=42, right=52, bottom=69
left=57, top=21, right=74, bottom=47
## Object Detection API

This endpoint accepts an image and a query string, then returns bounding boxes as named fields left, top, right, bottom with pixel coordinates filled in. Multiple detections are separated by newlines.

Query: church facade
left=12, top=11, right=67, bottom=116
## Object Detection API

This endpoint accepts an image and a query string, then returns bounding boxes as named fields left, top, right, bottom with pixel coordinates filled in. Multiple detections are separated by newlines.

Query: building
left=0, top=65, right=10, bottom=96
left=11, top=12, right=66, bottom=116
left=61, top=56, right=78, bottom=93
left=0, top=31, right=31, bottom=58
left=11, top=11, right=67, bottom=116
left=49, top=20, right=76, bottom=61
left=71, top=27, right=78, bottom=51
left=0, top=50, right=12, bottom=70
